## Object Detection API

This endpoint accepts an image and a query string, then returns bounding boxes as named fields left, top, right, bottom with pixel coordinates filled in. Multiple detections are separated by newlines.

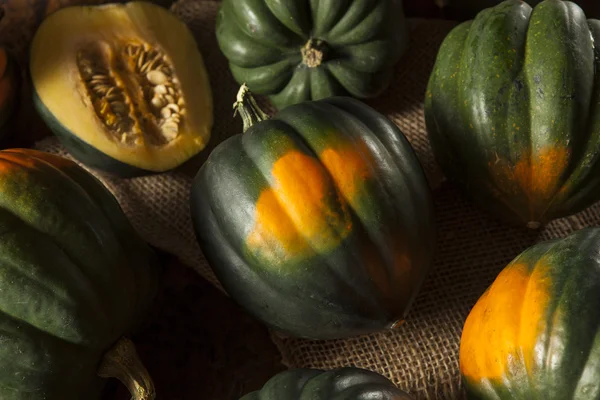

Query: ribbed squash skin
left=460, top=227, right=600, bottom=399
left=240, top=367, right=414, bottom=400
left=190, top=96, right=435, bottom=339
left=215, top=0, right=408, bottom=109
left=425, top=0, right=600, bottom=228
left=0, top=149, right=159, bottom=399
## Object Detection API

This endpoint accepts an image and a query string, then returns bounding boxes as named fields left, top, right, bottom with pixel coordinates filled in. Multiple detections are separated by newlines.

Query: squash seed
left=151, top=96, right=165, bottom=108
left=147, top=70, right=168, bottom=85
left=160, top=107, right=172, bottom=118
left=154, top=84, right=167, bottom=95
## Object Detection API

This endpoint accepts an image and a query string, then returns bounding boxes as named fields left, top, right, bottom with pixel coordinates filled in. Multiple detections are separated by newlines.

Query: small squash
left=241, top=367, right=414, bottom=400
left=190, top=85, right=435, bottom=339
left=425, top=0, right=600, bottom=228
left=0, top=149, right=160, bottom=399
left=29, top=1, right=213, bottom=177
left=215, top=0, right=408, bottom=109
left=460, top=227, right=600, bottom=399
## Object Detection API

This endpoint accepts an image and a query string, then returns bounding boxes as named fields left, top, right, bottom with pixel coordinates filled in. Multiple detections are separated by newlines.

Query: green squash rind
left=240, top=367, right=414, bottom=400
left=216, top=0, right=408, bottom=109
left=425, top=0, right=600, bottom=228
left=190, top=95, right=435, bottom=340
left=32, top=89, right=154, bottom=178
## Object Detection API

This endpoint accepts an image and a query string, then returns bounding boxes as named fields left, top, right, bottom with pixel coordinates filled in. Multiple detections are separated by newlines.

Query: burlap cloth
left=27, top=1, right=600, bottom=399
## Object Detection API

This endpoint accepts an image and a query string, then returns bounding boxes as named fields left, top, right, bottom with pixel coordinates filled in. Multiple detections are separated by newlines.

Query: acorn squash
left=0, top=149, right=159, bottom=399
left=29, top=1, right=213, bottom=177
left=425, top=0, right=600, bottom=228
left=190, top=85, right=435, bottom=339
left=215, top=0, right=408, bottom=109
left=241, top=367, right=414, bottom=400
left=460, top=227, right=600, bottom=399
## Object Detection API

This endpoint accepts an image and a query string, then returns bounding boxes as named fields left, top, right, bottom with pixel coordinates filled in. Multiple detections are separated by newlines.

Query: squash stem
left=233, top=83, right=269, bottom=132
left=301, top=38, right=327, bottom=68
left=97, top=337, right=155, bottom=400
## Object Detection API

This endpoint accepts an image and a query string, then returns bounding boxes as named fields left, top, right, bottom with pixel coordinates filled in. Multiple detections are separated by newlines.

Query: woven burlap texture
left=32, top=1, right=600, bottom=399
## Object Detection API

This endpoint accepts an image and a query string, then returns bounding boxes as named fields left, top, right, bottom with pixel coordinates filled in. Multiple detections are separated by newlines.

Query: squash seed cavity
left=76, top=40, right=186, bottom=146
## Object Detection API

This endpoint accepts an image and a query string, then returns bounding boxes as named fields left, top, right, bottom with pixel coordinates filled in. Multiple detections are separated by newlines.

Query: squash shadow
left=171, top=0, right=247, bottom=178
left=363, top=19, right=460, bottom=192
left=365, top=19, right=458, bottom=118
left=102, top=256, right=285, bottom=400
left=406, top=182, right=541, bottom=323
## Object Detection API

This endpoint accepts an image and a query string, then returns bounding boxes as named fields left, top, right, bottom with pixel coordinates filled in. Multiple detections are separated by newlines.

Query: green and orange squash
left=0, top=149, right=159, bottom=399
left=425, top=0, right=600, bottom=228
left=215, top=0, right=408, bottom=110
left=190, top=85, right=435, bottom=339
left=240, top=367, right=414, bottom=399
left=460, top=227, right=600, bottom=399
left=29, top=1, right=213, bottom=177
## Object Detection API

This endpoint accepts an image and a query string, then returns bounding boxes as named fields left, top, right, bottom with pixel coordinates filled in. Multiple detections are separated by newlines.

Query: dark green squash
left=0, top=149, right=159, bottom=399
left=190, top=85, right=435, bottom=340
left=215, top=0, right=408, bottom=110
left=240, top=367, right=414, bottom=400
left=460, top=227, right=600, bottom=399
left=425, top=0, right=600, bottom=228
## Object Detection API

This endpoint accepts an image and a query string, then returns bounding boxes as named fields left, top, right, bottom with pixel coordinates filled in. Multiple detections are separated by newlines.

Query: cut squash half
left=30, top=1, right=213, bottom=177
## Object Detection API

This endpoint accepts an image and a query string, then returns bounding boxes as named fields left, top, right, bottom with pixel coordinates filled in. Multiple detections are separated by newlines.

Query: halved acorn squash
left=29, top=1, right=213, bottom=177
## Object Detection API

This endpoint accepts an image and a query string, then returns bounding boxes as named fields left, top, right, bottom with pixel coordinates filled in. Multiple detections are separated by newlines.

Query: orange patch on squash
left=320, top=140, right=373, bottom=202
left=247, top=150, right=352, bottom=264
left=459, top=262, right=551, bottom=382
left=0, top=152, right=38, bottom=170
left=513, top=146, right=568, bottom=199
left=490, top=147, right=568, bottom=205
